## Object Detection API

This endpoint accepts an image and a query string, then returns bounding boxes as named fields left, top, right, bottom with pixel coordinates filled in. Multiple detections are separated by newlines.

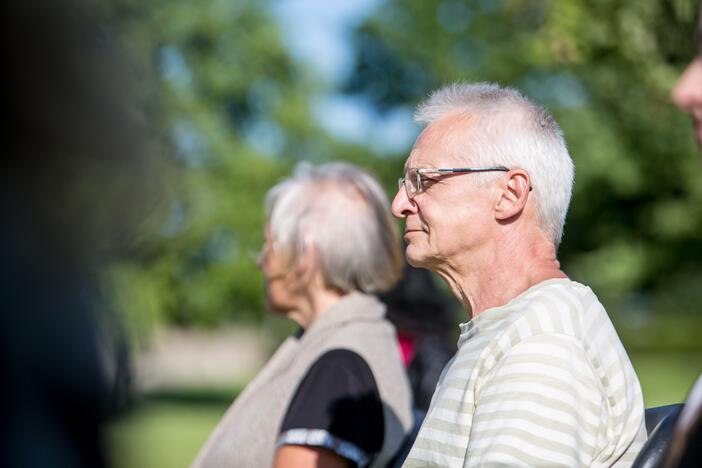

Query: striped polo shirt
left=403, top=278, right=646, bottom=467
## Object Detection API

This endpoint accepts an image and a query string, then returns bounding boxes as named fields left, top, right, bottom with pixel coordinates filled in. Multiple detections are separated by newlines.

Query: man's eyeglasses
left=398, top=166, right=509, bottom=199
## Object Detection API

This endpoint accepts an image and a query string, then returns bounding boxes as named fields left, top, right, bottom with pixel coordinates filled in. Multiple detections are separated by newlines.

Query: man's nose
left=672, top=58, right=702, bottom=112
left=391, top=186, right=417, bottom=219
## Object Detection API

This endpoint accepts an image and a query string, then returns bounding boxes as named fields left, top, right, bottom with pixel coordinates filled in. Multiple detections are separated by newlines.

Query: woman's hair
left=265, top=161, right=403, bottom=293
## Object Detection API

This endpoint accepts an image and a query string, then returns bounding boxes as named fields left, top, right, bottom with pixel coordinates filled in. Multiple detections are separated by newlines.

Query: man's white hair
left=265, top=161, right=402, bottom=293
left=415, top=82, right=575, bottom=246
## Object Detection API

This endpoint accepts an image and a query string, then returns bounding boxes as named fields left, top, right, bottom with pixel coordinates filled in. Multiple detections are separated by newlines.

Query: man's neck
left=435, top=235, right=567, bottom=319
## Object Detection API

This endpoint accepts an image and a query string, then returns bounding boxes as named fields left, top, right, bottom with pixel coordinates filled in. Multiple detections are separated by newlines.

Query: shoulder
left=278, top=349, right=384, bottom=465
left=500, top=278, right=606, bottom=342
left=472, top=281, right=603, bottom=378
left=506, top=280, right=632, bottom=376
left=477, top=280, right=640, bottom=402
left=310, top=296, right=399, bottom=353
left=287, top=349, right=380, bottom=408
left=312, top=314, right=405, bottom=376
left=286, top=349, right=381, bottom=419
left=305, top=349, right=376, bottom=382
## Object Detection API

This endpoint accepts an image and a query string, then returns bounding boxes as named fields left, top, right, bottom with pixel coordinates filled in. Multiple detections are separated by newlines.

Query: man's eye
left=420, top=177, right=439, bottom=191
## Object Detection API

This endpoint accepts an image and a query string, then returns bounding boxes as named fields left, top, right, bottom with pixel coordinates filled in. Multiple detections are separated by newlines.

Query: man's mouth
left=404, top=228, right=425, bottom=236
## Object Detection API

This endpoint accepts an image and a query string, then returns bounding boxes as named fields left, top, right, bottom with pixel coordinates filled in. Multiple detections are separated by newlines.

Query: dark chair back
left=388, top=403, right=686, bottom=467
left=632, top=404, right=684, bottom=468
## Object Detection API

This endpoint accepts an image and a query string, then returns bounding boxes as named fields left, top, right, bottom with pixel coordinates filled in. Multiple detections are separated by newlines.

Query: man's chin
left=405, top=245, right=431, bottom=269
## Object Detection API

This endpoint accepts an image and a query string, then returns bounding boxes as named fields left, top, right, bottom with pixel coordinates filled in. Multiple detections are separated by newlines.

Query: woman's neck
left=293, top=283, right=345, bottom=329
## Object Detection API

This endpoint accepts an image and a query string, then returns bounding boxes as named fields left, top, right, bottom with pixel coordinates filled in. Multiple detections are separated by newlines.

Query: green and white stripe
left=403, top=278, right=646, bottom=467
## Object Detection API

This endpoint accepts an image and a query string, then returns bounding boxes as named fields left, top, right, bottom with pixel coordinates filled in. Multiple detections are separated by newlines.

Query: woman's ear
left=290, top=239, right=319, bottom=290
left=495, top=169, right=531, bottom=221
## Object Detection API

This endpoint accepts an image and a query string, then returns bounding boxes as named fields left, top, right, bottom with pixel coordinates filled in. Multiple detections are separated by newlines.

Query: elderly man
left=392, top=82, right=646, bottom=467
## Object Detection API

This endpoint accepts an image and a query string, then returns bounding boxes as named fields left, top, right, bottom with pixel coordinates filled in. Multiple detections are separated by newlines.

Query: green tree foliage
left=108, top=0, right=398, bottom=338
left=342, top=0, right=702, bottom=350
left=109, top=0, right=702, bottom=351
left=108, top=0, right=315, bottom=333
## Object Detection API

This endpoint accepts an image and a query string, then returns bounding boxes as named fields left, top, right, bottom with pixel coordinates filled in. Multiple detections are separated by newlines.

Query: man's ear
left=494, top=169, right=531, bottom=221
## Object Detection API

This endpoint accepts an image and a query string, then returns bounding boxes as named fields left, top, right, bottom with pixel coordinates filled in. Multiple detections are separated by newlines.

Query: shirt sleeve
left=467, top=333, right=601, bottom=467
left=277, top=349, right=384, bottom=467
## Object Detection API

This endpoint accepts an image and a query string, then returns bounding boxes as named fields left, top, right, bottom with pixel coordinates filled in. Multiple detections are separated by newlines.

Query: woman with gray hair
left=192, top=162, right=413, bottom=468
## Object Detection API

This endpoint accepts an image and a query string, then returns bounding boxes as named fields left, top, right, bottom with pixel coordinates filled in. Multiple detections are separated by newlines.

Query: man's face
left=672, top=57, right=702, bottom=147
left=391, top=114, right=497, bottom=270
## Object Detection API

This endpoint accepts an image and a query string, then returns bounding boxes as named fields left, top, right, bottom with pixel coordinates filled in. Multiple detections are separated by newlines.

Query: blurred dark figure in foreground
left=380, top=263, right=457, bottom=411
left=664, top=3, right=702, bottom=467
left=1, top=0, right=156, bottom=466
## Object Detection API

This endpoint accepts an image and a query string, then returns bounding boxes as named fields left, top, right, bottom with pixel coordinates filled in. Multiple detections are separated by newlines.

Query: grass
left=630, top=352, right=702, bottom=407
left=107, top=401, right=227, bottom=468
left=107, top=388, right=239, bottom=468
left=106, top=353, right=702, bottom=468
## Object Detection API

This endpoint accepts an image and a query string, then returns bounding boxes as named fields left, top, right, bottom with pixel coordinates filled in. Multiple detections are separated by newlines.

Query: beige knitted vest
left=191, top=292, right=413, bottom=468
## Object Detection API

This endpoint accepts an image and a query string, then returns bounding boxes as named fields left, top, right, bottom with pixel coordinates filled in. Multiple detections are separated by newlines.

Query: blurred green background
left=103, top=0, right=702, bottom=466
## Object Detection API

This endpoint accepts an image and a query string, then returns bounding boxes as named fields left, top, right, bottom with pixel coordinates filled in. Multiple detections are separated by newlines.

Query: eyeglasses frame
left=398, top=166, right=510, bottom=199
